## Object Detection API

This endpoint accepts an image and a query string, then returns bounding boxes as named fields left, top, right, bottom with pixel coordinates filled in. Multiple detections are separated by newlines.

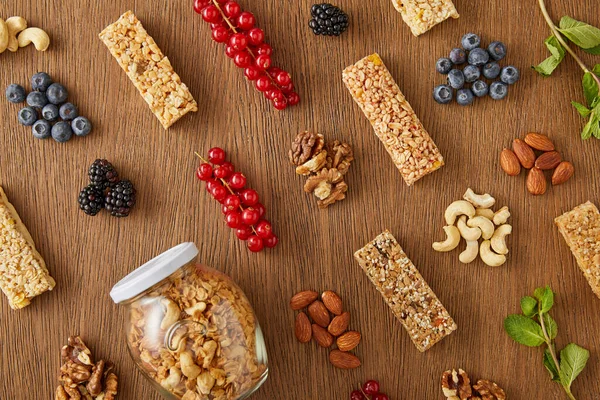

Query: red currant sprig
left=193, top=0, right=299, bottom=110
left=349, top=380, right=389, bottom=400
left=195, top=149, right=278, bottom=252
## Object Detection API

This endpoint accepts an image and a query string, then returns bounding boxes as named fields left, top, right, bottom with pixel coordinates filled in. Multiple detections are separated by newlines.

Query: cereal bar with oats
left=342, top=53, right=444, bottom=186
left=555, top=201, right=600, bottom=299
left=99, top=11, right=197, bottom=129
left=354, top=230, right=456, bottom=352
left=0, top=186, right=55, bottom=309
left=391, top=0, right=459, bottom=36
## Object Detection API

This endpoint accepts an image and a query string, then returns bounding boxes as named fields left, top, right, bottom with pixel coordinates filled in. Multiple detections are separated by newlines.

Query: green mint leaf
left=582, top=112, right=600, bottom=139
left=543, top=348, right=561, bottom=381
left=572, top=101, right=592, bottom=117
left=591, top=114, right=600, bottom=139
left=504, top=314, right=546, bottom=347
left=593, top=64, right=600, bottom=76
left=559, top=343, right=590, bottom=390
left=543, top=313, right=558, bottom=339
left=582, top=72, right=599, bottom=107
left=558, top=16, right=600, bottom=49
left=521, top=296, right=538, bottom=317
left=533, top=36, right=566, bottom=76
left=584, top=44, right=600, bottom=55
left=534, top=286, right=554, bottom=313
left=546, top=35, right=566, bottom=58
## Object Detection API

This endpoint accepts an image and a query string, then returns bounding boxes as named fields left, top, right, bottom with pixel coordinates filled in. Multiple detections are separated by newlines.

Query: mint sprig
left=504, top=286, right=589, bottom=400
left=535, top=0, right=600, bottom=140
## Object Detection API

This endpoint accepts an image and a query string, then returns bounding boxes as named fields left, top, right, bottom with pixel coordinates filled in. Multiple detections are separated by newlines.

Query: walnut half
left=441, top=369, right=472, bottom=400
left=326, top=140, right=354, bottom=175
left=304, top=168, right=343, bottom=200
left=289, top=131, right=325, bottom=166
left=473, top=379, right=506, bottom=400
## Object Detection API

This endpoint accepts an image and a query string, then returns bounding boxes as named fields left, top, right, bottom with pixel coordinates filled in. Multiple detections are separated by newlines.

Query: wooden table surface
left=1, top=0, right=599, bottom=399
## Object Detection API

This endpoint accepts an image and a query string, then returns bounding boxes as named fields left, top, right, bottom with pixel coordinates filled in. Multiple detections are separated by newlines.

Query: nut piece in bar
left=354, top=230, right=457, bottom=351
left=99, top=11, right=197, bottom=129
left=0, top=186, right=55, bottom=309
left=391, top=0, right=459, bottom=37
left=342, top=54, right=444, bottom=186
left=555, top=201, right=600, bottom=299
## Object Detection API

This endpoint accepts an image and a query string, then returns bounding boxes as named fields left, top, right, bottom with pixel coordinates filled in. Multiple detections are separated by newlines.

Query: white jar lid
left=110, top=242, right=199, bottom=304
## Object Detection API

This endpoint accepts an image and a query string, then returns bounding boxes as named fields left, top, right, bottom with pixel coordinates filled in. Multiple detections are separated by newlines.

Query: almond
left=526, top=167, right=547, bottom=195
left=512, top=139, right=535, bottom=169
left=290, top=290, right=318, bottom=310
left=524, top=132, right=555, bottom=151
left=321, top=290, right=343, bottom=315
left=336, top=330, right=361, bottom=352
left=552, top=161, right=574, bottom=186
left=312, top=324, right=334, bottom=347
left=307, top=300, right=330, bottom=328
left=329, top=349, right=361, bottom=369
left=294, top=312, right=312, bottom=343
left=500, top=148, right=521, bottom=176
left=328, top=312, right=350, bottom=336
left=535, top=151, right=562, bottom=170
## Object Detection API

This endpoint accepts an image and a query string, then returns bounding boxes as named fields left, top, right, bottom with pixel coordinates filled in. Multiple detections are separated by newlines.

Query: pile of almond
left=290, top=290, right=361, bottom=369
left=500, top=133, right=574, bottom=195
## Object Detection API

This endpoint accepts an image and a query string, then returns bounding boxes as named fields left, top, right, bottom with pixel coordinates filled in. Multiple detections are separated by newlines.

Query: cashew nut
left=0, top=19, right=8, bottom=53
left=475, top=207, right=495, bottom=220
left=160, top=298, right=180, bottom=330
left=480, top=240, right=506, bottom=267
left=180, top=351, right=202, bottom=380
left=463, top=188, right=495, bottom=208
left=18, top=27, right=50, bottom=51
left=6, top=17, right=27, bottom=52
left=491, top=224, right=512, bottom=255
left=444, top=200, right=476, bottom=225
left=432, top=225, right=461, bottom=252
left=467, top=216, right=495, bottom=240
left=459, top=240, right=479, bottom=264
left=160, top=367, right=182, bottom=391
left=493, top=206, right=511, bottom=226
left=184, top=301, right=206, bottom=316
left=457, top=215, right=481, bottom=241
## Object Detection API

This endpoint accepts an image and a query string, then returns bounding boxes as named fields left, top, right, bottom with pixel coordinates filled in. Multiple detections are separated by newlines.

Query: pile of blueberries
left=433, top=33, right=520, bottom=106
left=5, top=72, right=92, bottom=143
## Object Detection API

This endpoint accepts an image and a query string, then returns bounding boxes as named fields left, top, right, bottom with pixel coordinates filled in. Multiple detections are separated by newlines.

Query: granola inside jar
left=111, top=243, right=268, bottom=400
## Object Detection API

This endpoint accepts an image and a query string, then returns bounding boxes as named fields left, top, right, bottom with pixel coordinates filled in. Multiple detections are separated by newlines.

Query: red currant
left=280, top=82, right=294, bottom=94
left=247, top=28, right=265, bottom=45
left=206, top=179, right=220, bottom=192
left=275, top=71, right=292, bottom=86
left=240, top=189, right=259, bottom=206
left=225, top=211, right=242, bottom=228
left=211, top=185, right=228, bottom=202
left=201, top=5, right=222, bottom=23
left=263, top=234, right=278, bottom=248
left=196, top=163, right=213, bottom=180
left=255, top=76, right=271, bottom=92
left=254, top=203, right=265, bottom=217
left=255, top=220, right=272, bottom=239
left=237, top=12, right=255, bottom=30
left=350, top=390, right=366, bottom=400
left=221, top=204, right=230, bottom=214
left=235, top=225, right=253, bottom=240
left=193, top=0, right=211, bottom=14
left=244, top=66, right=261, bottom=81
left=363, top=380, right=380, bottom=395
left=233, top=50, right=253, bottom=68
left=210, top=21, right=227, bottom=29
left=255, top=54, right=271, bottom=70
left=372, top=394, right=389, bottom=400
left=287, top=92, right=300, bottom=106
left=228, top=173, right=247, bottom=189
left=215, top=0, right=227, bottom=3
left=273, top=97, right=288, bottom=110
left=225, top=44, right=237, bottom=58
left=228, top=33, right=248, bottom=51
left=241, top=208, right=260, bottom=225
left=265, top=88, right=282, bottom=101
left=224, top=194, right=241, bottom=209
left=211, top=26, right=231, bottom=43
left=247, top=235, right=264, bottom=252
left=223, top=1, right=241, bottom=18
left=214, top=162, right=234, bottom=179
left=208, top=147, right=226, bottom=164
left=266, top=67, right=282, bottom=77
left=255, top=43, right=272, bottom=56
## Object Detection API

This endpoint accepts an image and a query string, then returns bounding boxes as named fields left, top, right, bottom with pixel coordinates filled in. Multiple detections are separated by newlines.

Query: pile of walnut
left=55, top=336, right=118, bottom=400
left=0, top=17, right=50, bottom=53
left=442, top=369, right=506, bottom=400
left=433, top=188, right=512, bottom=267
left=289, top=131, right=353, bottom=209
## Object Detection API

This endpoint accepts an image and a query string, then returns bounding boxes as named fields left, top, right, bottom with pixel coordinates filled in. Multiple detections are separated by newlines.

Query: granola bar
left=354, top=230, right=457, bottom=352
left=391, top=0, right=459, bottom=36
left=555, top=201, right=600, bottom=299
left=342, top=54, right=444, bottom=185
left=99, top=11, right=198, bottom=129
left=0, top=186, right=55, bottom=309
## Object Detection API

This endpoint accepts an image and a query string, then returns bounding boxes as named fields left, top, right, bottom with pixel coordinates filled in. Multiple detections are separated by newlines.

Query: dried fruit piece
left=499, top=148, right=521, bottom=176
left=336, top=330, right=361, bottom=352
left=534, top=150, right=562, bottom=170
left=329, top=349, right=361, bottom=369
left=328, top=311, right=350, bottom=336
left=290, top=290, right=319, bottom=310
left=526, top=167, right=547, bottom=195
left=551, top=161, right=574, bottom=186
left=524, top=132, right=555, bottom=151
left=307, top=300, right=331, bottom=328
left=312, top=324, right=334, bottom=347
left=295, top=312, right=312, bottom=343
left=321, top=290, right=343, bottom=315
left=512, top=139, right=535, bottom=169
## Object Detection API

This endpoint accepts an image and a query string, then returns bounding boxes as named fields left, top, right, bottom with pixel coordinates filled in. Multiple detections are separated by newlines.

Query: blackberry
left=309, top=3, right=349, bottom=36
left=78, top=184, right=105, bottom=216
left=105, top=180, right=136, bottom=218
left=88, top=159, right=119, bottom=190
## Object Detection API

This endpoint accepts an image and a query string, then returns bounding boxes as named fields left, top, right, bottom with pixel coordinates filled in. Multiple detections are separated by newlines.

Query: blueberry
left=449, top=48, right=467, bottom=65
left=463, top=65, right=481, bottom=83
left=59, top=102, right=79, bottom=121
left=71, top=116, right=92, bottom=136
left=433, top=85, right=453, bottom=104
left=51, top=121, right=73, bottom=143
left=488, top=41, right=507, bottom=61
left=5, top=84, right=26, bottom=103
left=500, top=66, right=520, bottom=85
left=482, top=62, right=501, bottom=79
left=468, top=48, right=489, bottom=66
left=32, top=120, right=52, bottom=139
left=456, top=88, right=475, bottom=106
left=461, top=33, right=481, bottom=51
left=435, top=57, right=453, bottom=74
left=489, top=81, right=508, bottom=100
left=26, top=91, right=48, bottom=109
left=18, top=107, right=38, bottom=126
left=447, top=69, right=465, bottom=89
left=46, top=83, right=68, bottom=105
left=471, top=80, right=489, bottom=97
left=31, top=72, right=53, bottom=92
left=41, top=104, right=59, bottom=121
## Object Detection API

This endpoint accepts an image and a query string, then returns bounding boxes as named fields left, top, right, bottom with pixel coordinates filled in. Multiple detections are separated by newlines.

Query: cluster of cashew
left=0, top=16, right=50, bottom=54
left=433, top=188, right=512, bottom=267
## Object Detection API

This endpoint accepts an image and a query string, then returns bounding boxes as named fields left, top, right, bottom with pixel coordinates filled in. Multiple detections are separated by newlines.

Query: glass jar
left=111, top=243, right=268, bottom=400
